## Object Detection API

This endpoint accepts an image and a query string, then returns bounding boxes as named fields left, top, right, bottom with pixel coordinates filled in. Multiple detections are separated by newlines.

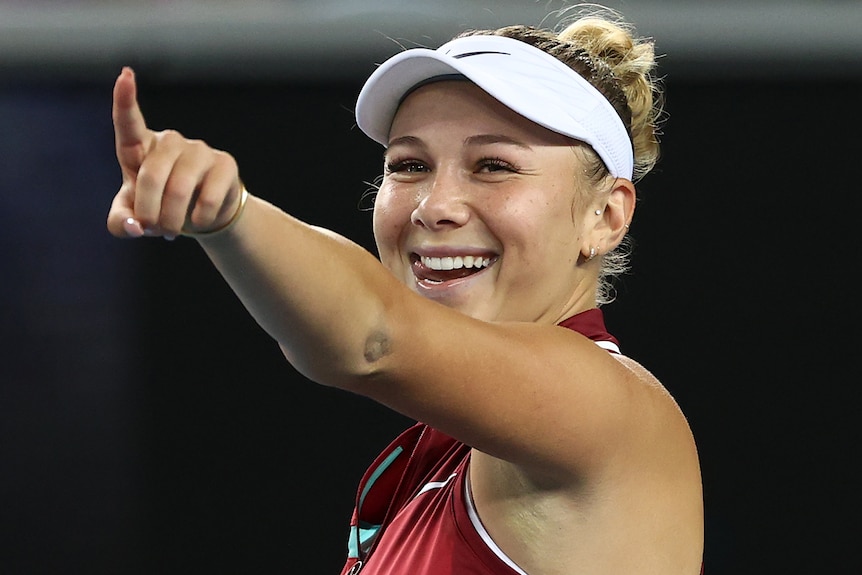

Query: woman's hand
left=107, top=67, right=243, bottom=239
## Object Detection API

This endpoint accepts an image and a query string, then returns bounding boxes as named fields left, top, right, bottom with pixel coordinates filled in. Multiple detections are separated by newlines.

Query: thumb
left=106, top=183, right=146, bottom=238
left=112, top=67, right=152, bottom=174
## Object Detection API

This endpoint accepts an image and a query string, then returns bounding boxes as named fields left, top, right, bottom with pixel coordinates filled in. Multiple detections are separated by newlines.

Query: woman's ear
left=581, top=178, right=636, bottom=259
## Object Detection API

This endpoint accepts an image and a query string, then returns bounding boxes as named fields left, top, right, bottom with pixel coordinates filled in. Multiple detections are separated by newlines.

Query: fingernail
left=124, top=217, right=145, bottom=238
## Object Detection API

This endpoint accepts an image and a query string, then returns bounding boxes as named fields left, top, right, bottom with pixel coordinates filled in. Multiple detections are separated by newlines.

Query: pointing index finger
left=112, top=66, right=152, bottom=172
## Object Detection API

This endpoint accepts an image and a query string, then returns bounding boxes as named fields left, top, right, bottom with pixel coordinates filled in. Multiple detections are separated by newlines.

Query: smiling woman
left=375, top=80, right=599, bottom=320
left=105, top=4, right=703, bottom=574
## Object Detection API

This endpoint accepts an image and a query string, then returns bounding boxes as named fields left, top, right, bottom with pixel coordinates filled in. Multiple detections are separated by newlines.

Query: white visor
left=355, top=34, right=634, bottom=180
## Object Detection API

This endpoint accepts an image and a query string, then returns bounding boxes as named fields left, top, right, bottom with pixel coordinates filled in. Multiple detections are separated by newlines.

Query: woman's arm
left=108, top=67, right=684, bottom=481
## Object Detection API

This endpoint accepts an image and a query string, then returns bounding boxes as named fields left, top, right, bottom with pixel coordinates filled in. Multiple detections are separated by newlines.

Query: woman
left=107, top=7, right=704, bottom=575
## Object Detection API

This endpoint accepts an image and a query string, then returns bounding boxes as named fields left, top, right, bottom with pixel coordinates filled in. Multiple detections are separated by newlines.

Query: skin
left=108, top=68, right=703, bottom=574
left=376, top=81, right=601, bottom=324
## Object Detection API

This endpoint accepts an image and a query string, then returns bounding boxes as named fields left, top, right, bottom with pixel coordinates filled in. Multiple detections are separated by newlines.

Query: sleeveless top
left=339, top=309, right=621, bottom=575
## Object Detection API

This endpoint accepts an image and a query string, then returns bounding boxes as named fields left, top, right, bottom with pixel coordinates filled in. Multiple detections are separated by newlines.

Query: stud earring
left=589, top=247, right=597, bottom=260
left=594, top=209, right=602, bottom=216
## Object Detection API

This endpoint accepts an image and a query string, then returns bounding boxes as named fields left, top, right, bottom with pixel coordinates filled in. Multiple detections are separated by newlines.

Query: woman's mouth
left=411, top=253, right=496, bottom=285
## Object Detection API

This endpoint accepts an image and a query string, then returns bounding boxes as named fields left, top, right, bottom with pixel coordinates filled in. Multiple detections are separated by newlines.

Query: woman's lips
left=410, top=253, right=497, bottom=286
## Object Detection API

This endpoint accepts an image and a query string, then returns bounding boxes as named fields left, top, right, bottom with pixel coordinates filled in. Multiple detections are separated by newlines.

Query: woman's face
left=373, top=81, right=599, bottom=323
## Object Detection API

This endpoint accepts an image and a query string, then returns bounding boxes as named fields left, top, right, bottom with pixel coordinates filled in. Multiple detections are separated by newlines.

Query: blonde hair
left=457, top=5, right=664, bottom=304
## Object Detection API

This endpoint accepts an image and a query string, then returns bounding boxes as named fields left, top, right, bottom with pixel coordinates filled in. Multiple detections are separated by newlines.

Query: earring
left=594, top=209, right=602, bottom=216
left=589, top=247, right=597, bottom=260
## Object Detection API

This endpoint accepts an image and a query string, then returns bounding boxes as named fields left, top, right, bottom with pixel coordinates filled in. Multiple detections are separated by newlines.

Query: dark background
left=1, top=3, right=860, bottom=574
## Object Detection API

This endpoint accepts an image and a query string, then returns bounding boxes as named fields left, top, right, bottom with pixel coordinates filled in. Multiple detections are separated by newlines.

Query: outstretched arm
left=108, top=67, right=402, bottom=384
left=106, top=68, right=686, bottom=480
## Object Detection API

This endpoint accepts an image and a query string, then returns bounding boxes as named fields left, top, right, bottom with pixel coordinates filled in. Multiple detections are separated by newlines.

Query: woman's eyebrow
left=384, top=133, right=532, bottom=160
left=385, top=135, right=424, bottom=153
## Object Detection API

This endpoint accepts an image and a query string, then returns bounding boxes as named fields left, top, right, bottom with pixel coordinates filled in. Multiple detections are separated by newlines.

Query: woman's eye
left=478, top=158, right=516, bottom=173
left=385, top=160, right=427, bottom=174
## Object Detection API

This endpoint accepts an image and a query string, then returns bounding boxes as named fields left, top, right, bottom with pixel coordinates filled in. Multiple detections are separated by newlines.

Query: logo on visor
left=452, top=51, right=511, bottom=59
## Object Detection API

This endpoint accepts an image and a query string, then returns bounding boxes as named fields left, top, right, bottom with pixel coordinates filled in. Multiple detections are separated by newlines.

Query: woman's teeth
left=420, top=255, right=492, bottom=271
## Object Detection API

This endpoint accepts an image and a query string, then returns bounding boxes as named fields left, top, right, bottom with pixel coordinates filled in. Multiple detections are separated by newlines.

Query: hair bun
left=557, top=12, right=663, bottom=181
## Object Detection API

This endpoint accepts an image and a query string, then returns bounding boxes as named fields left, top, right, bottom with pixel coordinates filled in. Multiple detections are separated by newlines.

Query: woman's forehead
left=390, top=81, right=574, bottom=148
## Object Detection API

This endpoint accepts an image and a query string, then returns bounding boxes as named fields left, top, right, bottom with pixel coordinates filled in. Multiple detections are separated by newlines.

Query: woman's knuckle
left=213, top=149, right=237, bottom=169
left=158, top=128, right=184, bottom=142
left=136, top=169, right=158, bottom=191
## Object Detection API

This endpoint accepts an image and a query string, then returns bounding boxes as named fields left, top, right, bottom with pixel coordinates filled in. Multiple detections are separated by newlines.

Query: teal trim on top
left=348, top=445, right=404, bottom=559
left=358, top=446, right=403, bottom=510
left=348, top=524, right=382, bottom=558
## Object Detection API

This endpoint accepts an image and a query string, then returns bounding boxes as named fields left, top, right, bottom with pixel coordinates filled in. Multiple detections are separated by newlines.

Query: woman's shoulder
left=612, top=353, right=691, bottom=422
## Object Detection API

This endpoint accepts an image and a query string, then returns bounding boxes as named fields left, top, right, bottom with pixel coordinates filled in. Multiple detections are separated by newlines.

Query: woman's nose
left=410, top=171, right=470, bottom=230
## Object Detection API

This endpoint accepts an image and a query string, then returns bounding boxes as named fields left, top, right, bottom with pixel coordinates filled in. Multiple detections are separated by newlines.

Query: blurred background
left=1, top=1, right=859, bottom=573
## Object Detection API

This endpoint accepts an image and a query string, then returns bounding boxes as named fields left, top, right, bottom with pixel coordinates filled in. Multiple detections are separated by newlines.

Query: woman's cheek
left=372, top=189, right=408, bottom=256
